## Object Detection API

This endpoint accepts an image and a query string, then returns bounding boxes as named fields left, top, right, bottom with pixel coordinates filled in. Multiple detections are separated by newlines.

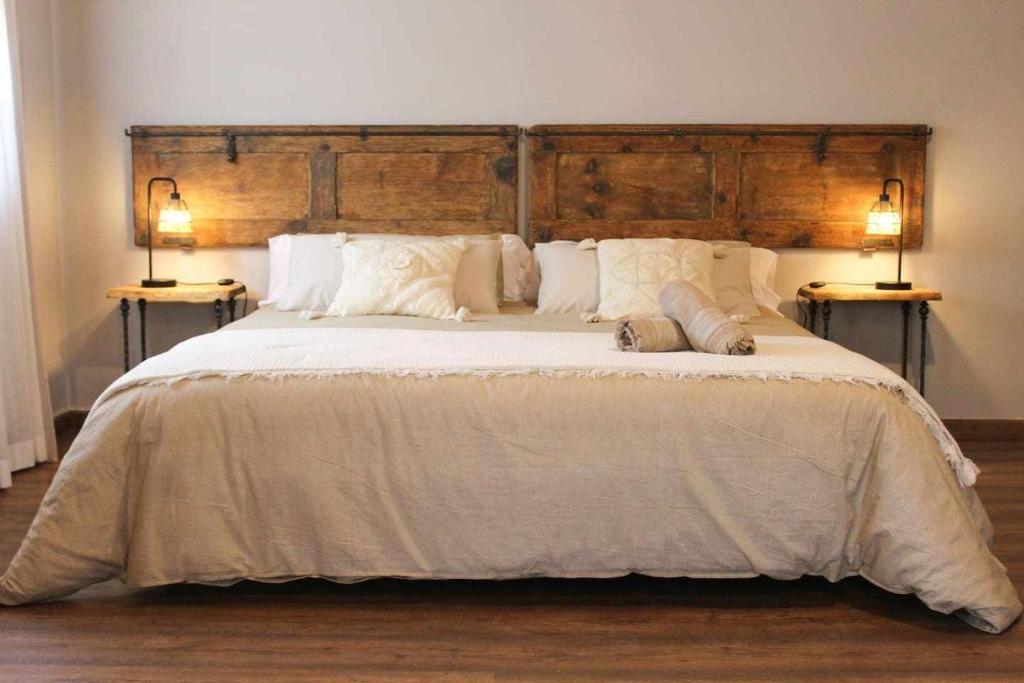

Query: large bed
left=1, top=123, right=1018, bottom=634
left=1, top=304, right=1019, bottom=632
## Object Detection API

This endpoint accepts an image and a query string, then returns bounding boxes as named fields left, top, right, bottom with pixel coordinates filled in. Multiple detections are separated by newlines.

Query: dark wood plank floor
left=1, top=433, right=1022, bottom=681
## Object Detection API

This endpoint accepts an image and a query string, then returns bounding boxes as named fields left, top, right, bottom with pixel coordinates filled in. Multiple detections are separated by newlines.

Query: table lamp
left=866, top=177, right=911, bottom=290
left=142, top=176, right=192, bottom=287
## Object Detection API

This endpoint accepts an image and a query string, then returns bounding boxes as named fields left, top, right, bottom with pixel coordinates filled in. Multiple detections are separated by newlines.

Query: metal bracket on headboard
left=224, top=133, right=237, bottom=163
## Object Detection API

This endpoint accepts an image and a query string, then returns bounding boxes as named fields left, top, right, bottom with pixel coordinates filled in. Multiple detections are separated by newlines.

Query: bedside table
left=106, top=283, right=246, bottom=372
left=797, top=284, right=942, bottom=395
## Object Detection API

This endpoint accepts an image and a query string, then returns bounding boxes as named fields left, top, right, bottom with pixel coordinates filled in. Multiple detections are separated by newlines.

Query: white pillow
left=501, top=234, right=540, bottom=303
left=329, top=238, right=468, bottom=320
left=749, top=247, right=782, bottom=311
left=348, top=233, right=501, bottom=314
left=276, top=234, right=346, bottom=312
left=260, top=234, right=292, bottom=307
left=264, top=232, right=501, bottom=314
left=595, top=238, right=715, bottom=321
left=534, top=240, right=599, bottom=314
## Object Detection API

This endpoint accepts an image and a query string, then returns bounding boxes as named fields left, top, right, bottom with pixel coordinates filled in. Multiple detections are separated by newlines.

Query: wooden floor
left=1, top=434, right=1022, bottom=681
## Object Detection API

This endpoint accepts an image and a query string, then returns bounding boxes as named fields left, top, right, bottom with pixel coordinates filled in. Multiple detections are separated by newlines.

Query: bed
left=1, top=304, right=1019, bottom=632
left=1, top=124, right=1018, bottom=634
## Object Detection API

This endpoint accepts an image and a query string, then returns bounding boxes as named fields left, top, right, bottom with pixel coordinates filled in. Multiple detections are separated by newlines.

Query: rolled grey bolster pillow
left=616, top=317, right=692, bottom=352
left=659, top=279, right=756, bottom=355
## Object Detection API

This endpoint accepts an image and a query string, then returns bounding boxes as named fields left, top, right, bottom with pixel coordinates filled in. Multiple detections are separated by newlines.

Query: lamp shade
left=157, top=192, right=192, bottom=234
left=866, top=194, right=901, bottom=235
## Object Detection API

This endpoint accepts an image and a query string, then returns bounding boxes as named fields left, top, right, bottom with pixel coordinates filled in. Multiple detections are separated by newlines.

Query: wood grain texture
left=556, top=153, right=713, bottom=220
left=129, top=126, right=520, bottom=247
left=527, top=124, right=929, bottom=248
left=340, top=153, right=493, bottom=220
left=308, top=150, right=338, bottom=220
left=106, top=283, right=246, bottom=302
left=1, top=427, right=1021, bottom=681
left=945, top=420, right=1024, bottom=443
left=797, top=284, right=941, bottom=301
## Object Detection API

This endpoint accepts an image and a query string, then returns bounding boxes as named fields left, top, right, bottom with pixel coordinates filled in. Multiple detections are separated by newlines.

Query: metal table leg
left=900, top=301, right=911, bottom=380
left=919, top=301, right=930, bottom=396
left=119, top=298, right=130, bottom=372
left=822, top=300, right=832, bottom=340
left=138, top=298, right=147, bottom=361
left=214, top=299, right=224, bottom=329
left=227, top=296, right=237, bottom=323
left=808, top=300, right=818, bottom=335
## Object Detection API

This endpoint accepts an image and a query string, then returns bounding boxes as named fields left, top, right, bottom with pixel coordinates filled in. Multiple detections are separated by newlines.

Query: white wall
left=27, top=0, right=1024, bottom=417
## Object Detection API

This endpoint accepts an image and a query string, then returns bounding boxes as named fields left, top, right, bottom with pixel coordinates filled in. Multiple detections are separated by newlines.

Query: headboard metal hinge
left=224, top=133, right=237, bottom=163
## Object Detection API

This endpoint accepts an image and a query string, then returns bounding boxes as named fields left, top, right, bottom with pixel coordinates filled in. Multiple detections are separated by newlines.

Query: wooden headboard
left=527, top=124, right=929, bottom=248
left=128, top=125, right=520, bottom=247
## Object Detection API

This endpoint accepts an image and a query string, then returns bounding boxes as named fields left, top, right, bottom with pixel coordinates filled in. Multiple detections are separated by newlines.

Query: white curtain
left=0, top=0, right=56, bottom=489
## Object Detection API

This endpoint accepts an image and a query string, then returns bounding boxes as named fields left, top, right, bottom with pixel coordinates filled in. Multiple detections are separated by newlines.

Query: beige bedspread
left=1, top=307, right=1018, bottom=632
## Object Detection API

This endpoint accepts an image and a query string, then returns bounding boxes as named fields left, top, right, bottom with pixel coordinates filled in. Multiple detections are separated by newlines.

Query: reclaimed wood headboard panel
left=128, top=125, right=520, bottom=247
left=527, top=124, right=929, bottom=248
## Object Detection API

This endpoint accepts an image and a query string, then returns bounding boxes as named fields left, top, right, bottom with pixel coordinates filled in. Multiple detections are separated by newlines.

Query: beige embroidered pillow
left=347, top=233, right=502, bottom=314
left=595, top=238, right=715, bottom=320
left=329, top=238, right=468, bottom=320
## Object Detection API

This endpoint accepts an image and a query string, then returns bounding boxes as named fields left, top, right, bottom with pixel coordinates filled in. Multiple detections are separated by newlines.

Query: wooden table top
left=106, top=283, right=246, bottom=303
left=797, top=283, right=941, bottom=302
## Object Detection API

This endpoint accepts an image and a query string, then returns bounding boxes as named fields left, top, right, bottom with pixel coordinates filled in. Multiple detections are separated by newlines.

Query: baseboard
left=53, top=409, right=88, bottom=436
left=944, top=419, right=1024, bottom=443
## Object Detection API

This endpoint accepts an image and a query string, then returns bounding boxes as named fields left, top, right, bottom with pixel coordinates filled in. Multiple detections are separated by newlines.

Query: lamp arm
left=145, top=179, right=179, bottom=282
left=882, top=178, right=905, bottom=283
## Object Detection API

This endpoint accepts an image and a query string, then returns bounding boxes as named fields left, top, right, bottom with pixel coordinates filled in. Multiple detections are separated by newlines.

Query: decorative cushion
left=452, top=238, right=502, bottom=314
left=534, top=240, right=599, bottom=314
left=348, top=233, right=501, bottom=314
left=267, top=232, right=501, bottom=314
left=501, top=234, right=540, bottom=303
left=595, top=238, right=714, bottom=320
left=329, top=238, right=468, bottom=320
left=710, top=240, right=762, bottom=320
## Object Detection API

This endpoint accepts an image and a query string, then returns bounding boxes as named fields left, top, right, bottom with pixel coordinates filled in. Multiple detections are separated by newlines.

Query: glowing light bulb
left=866, top=194, right=901, bottom=235
left=157, top=193, right=192, bottom=233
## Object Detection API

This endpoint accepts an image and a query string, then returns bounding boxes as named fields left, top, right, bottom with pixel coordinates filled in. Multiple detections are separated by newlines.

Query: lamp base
left=875, top=280, right=912, bottom=291
left=141, top=278, right=177, bottom=288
